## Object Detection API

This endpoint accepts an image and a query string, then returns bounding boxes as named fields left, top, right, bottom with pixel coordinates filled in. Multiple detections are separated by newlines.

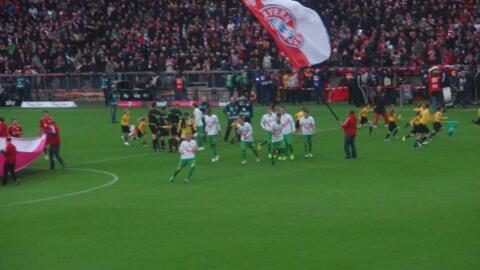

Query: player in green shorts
left=168, top=133, right=198, bottom=183
left=298, top=109, right=316, bottom=158
left=193, top=103, right=205, bottom=150
left=237, top=116, right=260, bottom=164
left=204, top=108, right=221, bottom=162
left=259, top=106, right=276, bottom=158
left=279, top=106, right=296, bottom=160
left=270, top=113, right=286, bottom=165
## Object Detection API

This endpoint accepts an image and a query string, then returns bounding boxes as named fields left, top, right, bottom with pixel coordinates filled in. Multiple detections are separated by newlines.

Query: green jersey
left=224, top=102, right=240, bottom=120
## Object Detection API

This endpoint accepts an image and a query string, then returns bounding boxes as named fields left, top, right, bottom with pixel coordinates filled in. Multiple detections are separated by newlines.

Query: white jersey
left=271, top=122, right=284, bottom=143
left=204, top=114, right=221, bottom=136
left=260, top=113, right=276, bottom=132
left=299, top=116, right=315, bottom=135
left=179, top=140, right=198, bottom=160
left=280, top=113, right=295, bottom=135
left=237, top=122, right=254, bottom=142
left=193, top=108, right=203, bottom=127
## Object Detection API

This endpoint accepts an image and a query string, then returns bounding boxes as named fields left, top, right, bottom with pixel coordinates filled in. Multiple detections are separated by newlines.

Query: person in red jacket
left=173, top=72, right=187, bottom=100
left=8, top=119, right=23, bottom=138
left=0, top=117, right=8, bottom=138
left=39, top=111, right=53, bottom=160
left=427, top=66, right=444, bottom=111
left=47, top=121, right=65, bottom=170
left=339, top=110, right=358, bottom=159
left=2, top=137, right=19, bottom=185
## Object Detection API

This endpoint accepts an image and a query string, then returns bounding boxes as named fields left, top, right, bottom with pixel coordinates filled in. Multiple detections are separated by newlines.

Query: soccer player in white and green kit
left=260, top=106, right=276, bottom=158
left=168, top=132, right=198, bottom=184
left=237, top=116, right=260, bottom=164
left=271, top=113, right=286, bottom=165
left=299, top=109, right=316, bottom=158
left=279, top=106, right=296, bottom=160
left=204, top=108, right=221, bottom=162
left=193, top=103, right=205, bottom=151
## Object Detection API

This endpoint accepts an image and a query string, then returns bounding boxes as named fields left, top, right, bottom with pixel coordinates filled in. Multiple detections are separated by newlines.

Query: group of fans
left=1, top=111, right=64, bottom=186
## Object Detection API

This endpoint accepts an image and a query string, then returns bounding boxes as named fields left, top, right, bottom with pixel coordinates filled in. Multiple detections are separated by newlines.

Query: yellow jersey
left=388, top=113, right=401, bottom=123
left=121, top=114, right=130, bottom=126
left=419, top=109, right=431, bottom=125
left=477, top=108, right=480, bottom=118
left=359, top=106, right=373, bottom=118
left=432, top=111, right=447, bottom=122
left=231, top=119, right=241, bottom=128
left=178, top=118, right=195, bottom=139
left=409, top=116, right=420, bottom=126
left=295, top=111, right=304, bottom=121
left=138, top=120, right=148, bottom=134
left=413, top=107, right=424, bottom=114
left=282, top=74, right=290, bottom=88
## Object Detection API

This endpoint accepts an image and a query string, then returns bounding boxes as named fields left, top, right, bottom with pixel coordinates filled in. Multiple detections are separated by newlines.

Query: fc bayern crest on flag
left=260, top=5, right=304, bottom=48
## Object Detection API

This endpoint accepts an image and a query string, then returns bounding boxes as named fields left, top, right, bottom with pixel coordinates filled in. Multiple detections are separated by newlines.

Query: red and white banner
left=0, top=135, right=47, bottom=175
left=242, top=0, right=330, bottom=69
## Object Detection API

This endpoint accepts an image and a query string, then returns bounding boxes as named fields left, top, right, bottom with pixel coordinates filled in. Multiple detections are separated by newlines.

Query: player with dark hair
left=384, top=108, right=401, bottom=141
left=2, top=137, right=19, bottom=185
left=148, top=102, right=162, bottom=152
left=340, top=110, right=358, bottom=159
left=8, top=119, right=23, bottom=138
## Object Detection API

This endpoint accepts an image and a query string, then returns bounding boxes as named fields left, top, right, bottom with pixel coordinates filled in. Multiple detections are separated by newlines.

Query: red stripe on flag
left=242, top=0, right=310, bottom=69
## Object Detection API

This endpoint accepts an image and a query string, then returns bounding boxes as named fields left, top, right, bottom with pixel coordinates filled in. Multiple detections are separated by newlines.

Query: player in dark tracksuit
left=148, top=102, right=162, bottom=152
left=223, top=97, right=240, bottom=143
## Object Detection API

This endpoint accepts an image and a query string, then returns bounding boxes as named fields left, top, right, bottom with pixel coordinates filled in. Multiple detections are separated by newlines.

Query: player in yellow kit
left=358, top=104, right=374, bottom=135
left=384, top=108, right=401, bottom=141
left=129, top=117, right=148, bottom=147
left=120, top=109, right=131, bottom=146
left=428, top=106, right=447, bottom=140
left=473, top=108, right=480, bottom=125
left=402, top=112, right=421, bottom=141
left=413, top=103, right=432, bottom=149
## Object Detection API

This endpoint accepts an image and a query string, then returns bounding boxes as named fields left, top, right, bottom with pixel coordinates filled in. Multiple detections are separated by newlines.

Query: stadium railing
left=0, top=67, right=478, bottom=104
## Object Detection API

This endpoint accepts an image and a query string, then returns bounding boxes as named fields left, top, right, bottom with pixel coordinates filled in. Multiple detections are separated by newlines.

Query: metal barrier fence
left=0, top=69, right=478, bottom=104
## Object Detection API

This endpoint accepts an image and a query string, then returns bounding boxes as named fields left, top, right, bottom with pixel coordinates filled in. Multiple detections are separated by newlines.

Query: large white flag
left=242, top=0, right=331, bottom=68
left=0, top=135, right=47, bottom=175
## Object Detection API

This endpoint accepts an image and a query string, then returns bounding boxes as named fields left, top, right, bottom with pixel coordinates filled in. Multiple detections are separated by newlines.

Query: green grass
left=1, top=103, right=479, bottom=270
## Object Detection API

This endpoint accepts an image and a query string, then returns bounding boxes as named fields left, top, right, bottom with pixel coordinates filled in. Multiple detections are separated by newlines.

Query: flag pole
left=319, top=92, right=340, bottom=122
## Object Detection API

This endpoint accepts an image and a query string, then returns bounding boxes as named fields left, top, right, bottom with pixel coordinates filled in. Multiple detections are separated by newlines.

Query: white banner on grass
left=21, top=101, right=77, bottom=108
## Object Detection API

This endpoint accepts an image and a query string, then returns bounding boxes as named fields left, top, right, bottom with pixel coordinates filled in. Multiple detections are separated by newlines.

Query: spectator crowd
left=0, top=0, right=479, bottom=75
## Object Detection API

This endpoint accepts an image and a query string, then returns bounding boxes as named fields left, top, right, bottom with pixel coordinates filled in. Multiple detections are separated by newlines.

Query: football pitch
left=1, top=103, right=479, bottom=270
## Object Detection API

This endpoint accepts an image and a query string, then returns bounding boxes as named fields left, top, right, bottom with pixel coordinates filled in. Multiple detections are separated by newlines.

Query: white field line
left=1, top=168, right=119, bottom=207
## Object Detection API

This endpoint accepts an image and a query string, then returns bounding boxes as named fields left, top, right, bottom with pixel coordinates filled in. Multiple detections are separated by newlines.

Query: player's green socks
left=212, top=144, right=217, bottom=157
left=242, top=149, right=247, bottom=160
left=198, top=135, right=204, bottom=148
left=187, top=166, right=195, bottom=179
left=172, top=168, right=181, bottom=179
left=252, top=147, right=259, bottom=157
